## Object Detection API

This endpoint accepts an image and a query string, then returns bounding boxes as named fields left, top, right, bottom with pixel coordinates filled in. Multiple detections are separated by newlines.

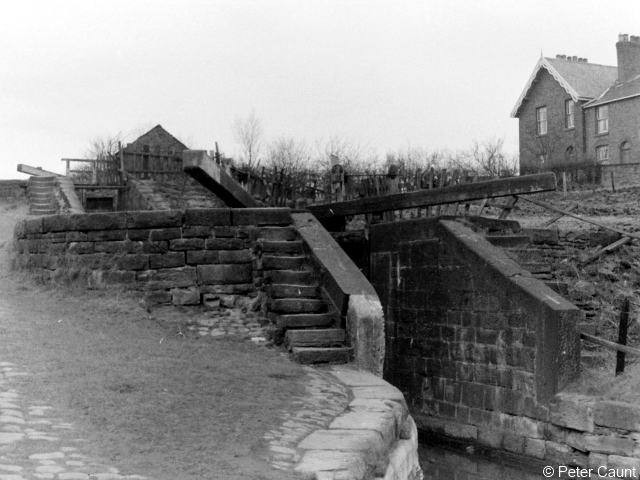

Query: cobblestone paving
left=180, top=309, right=269, bottom=343
left=262, top=367, right=349, bottom=472
left=0, top=360, right=150, bottom=480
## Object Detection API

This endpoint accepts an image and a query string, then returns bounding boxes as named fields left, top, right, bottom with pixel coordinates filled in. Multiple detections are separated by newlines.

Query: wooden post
left=562, top=171, right=567, bottom=198
left=65, top=159, right=70, bottom=176
left=616, top=297, right=630, bottom=375
left=611, top=171, right=616, bottom=192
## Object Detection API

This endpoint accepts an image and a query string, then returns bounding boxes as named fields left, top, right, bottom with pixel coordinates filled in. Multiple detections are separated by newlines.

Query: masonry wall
left=518, top=69, right=586, bottom=174
left=369, top=217, right=640, bottom=468
left=13, top=208, right=292, bottom=305
left=585, top=96, right=640, bottom=165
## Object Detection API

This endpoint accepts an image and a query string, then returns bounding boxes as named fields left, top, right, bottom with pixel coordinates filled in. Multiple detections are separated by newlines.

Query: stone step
left=268, top=284, right=320, bottom=299
left=265, top=270, right=317, bottom=285
left=260, top=240, right=304, bottom=254
left=485, top=235, right=531, bottom=248
left=270, top=298, right=327, bottom=314
left=262, top=255, right=308, bottom=270
left=276, top=313, right=338, bottom=329
left=285, top=328, right=346, bottom=348
left=259, top=226, right=298, bottom=241
left=291, top=346, right=352, bottom=364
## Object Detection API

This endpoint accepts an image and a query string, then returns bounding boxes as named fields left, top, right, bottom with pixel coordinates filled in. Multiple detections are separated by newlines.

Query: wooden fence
left=62, top=157, right=122, bottom=186
left=230, top=164, right=495, bottom=207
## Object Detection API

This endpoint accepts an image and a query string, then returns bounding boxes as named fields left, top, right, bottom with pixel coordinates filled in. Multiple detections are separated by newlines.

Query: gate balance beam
left=308, top=172, right=557, bottom=219
left=182, top=150, right=258, bottom=208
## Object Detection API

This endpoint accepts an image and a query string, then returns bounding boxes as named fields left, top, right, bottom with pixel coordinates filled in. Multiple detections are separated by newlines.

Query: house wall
left=585, top=96, right=640, bottom=164
left=124, top=126, right=187, bottom=154
left=518, top=69, right=586, bottom=174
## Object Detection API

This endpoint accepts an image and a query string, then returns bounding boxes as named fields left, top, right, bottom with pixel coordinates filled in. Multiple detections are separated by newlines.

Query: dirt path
left=0, top=201, right=303, bottom=480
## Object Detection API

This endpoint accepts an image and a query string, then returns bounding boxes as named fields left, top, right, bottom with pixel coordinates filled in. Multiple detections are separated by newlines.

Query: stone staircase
left=27, top=176, right=58, bottom=215
left=258, top=225, right=352, bottom=364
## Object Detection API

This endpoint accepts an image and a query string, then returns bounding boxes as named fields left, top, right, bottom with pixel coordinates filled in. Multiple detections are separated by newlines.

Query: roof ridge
left=545, top=57, right=617, bottom=68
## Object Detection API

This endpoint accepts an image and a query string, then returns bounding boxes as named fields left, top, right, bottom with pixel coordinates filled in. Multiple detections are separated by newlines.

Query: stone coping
left=293, top=366, right=422, bottom=480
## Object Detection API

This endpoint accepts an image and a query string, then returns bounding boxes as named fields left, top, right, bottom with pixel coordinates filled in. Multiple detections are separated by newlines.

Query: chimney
left=617, top=33, right=640, bottom=82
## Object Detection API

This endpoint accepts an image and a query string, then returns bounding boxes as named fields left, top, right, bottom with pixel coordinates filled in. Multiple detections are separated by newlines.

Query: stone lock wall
left=12, top=208, right=292, bottom=305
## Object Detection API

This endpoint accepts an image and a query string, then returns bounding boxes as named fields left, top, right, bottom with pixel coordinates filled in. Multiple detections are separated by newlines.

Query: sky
left=2, top=0, right=640, bottom=179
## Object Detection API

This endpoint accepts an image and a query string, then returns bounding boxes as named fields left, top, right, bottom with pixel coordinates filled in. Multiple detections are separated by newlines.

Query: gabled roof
left=127, top=124, right=188, bottom=151
left=511, top=57, right=618, bottom=117
left=584, top=73, right=640, bottom=108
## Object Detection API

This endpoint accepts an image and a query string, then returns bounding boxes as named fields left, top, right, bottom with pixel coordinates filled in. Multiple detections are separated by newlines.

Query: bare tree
left=85, top=134, right=123, bottom=160
left=233, top=110, right=263, bottom=169
left=470, top=138, right=518, bottom=176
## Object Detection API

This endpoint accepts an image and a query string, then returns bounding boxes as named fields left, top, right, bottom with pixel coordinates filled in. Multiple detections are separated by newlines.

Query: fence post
left=611, top=171, right=616, bottom=192
left=616, top=297, right=630, bottom=375
left=562, top=171, right=567, bottom=198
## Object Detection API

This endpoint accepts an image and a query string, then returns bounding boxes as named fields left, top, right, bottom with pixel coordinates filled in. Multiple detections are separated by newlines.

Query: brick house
left=512, top=34, right=640, bottom=174
left=121, top=124, right=188, bottom=177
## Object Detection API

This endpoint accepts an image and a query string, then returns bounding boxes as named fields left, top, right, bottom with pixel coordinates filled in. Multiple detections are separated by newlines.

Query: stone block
left=74, top=213, right=127, bottom=231
left=169, top=238, right=205, bottom=251
left=127, top=229, right=151, bottom=241
left=42, top=215, right=76, bottom=232
left=145, top=290, right=172, bottom=304
left=150, top=228, right=182, bottom=241
left=142, top=241, right=168, bottom=254
left=182, top=226, right=211, bottom=238
left=502, top=432, right=525, bottom=454
left=126, top=210, right=183, bottom=229
left=184, top=209, right=231, bottom=226
left=115, top=254, right=149, bottom=271
left=205, top=238, right=244, bottom=250
left=66, top=231, right=88, bottom=242
left=218, top=250, right=253, bottom=263
left=24, top=218, right=44, bottom=234
left=549, top=393, right=595, bottom=432
left=137, top=266, right=197, bottom=289
left=607, top=455, right=640, bottom=473
left=477, top=427, right=503, bottom=448
left=594, top=401, right=640, bottom=431
left=68, top=242, right=94, bottom=254
left=171, top=287, right=200, bottom=305
left=298, top=429, right=385, bottom=463
left=149, top=252, right=185, bottom=269
left=295, top=450, right=367, bottom=479
left=231, top=208, right=291, bottom=226
left=87, top=229, right=127, bottom=241
left=102, top=270, right=137, bottom=284
left=186, top=250, right=219, bottom=265
left=197, top=264, right=252, bottom=284
left=93, top=240, right=139, bottom=254
left=566, top=433, right=635, bottom=456
left=200, top=284, right=254, bottom=295
left=330, top=411, right=397, bottom=447
left=524, top=437, right=546, bottom=459
left=588, top=452, right=608, bottom=470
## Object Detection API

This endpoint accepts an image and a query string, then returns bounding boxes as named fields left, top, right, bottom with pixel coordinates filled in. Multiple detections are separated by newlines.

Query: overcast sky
left=2, top=0, right=640, bottom=179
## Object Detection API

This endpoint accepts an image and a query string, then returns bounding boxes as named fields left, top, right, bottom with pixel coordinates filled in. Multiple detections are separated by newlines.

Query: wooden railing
left=61, top=157, right=122, bottom=186
left=229, top=164, right=496, bottom=207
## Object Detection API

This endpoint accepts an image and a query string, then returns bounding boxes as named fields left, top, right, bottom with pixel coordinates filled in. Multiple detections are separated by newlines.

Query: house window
left=536, top=106, right=547, bottom=135
left=565, top=100, right=575, bottom=129
left=596, top=145, right=609, bottom=164
left=596, top=105, right=609, bottom=134
left=565, top=145, right=575, bottom=161
left=620, top=141, right=631, bottom=163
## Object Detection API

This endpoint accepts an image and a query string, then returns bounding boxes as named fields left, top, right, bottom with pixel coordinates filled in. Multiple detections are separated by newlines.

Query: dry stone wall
left=13, top=208, right=292, bottom=306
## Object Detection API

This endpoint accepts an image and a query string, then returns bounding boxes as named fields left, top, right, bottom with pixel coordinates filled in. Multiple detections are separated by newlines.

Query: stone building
left=512, top=34, right=640, bottom=173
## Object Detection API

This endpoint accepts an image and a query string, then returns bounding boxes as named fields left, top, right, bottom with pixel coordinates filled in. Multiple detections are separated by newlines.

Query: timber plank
left=308, top=173, right=556, bottom=219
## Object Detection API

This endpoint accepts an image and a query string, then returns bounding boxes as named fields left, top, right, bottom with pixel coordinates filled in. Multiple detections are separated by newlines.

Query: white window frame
left=596, top=145, right=610, bottom=164
left=596, top=105, right=609, bottom=134
left=565, top=100, right=575, bottom=129
left=536, top=106, right=547, bottom=136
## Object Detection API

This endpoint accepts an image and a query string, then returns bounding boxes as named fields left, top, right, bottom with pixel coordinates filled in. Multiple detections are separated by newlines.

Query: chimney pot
left=617, top=33, right=640, bottom=82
